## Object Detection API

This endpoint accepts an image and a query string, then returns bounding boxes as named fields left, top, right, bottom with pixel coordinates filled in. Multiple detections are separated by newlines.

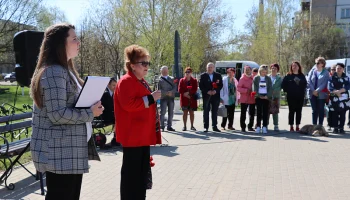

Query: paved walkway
left=1, top=106, right=350, bottom=200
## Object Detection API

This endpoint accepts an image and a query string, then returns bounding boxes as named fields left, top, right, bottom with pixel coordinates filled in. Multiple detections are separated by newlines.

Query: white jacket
left=220, top=76, right=240, bottom=106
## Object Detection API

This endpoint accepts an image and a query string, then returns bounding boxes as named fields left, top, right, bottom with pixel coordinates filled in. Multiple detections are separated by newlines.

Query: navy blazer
left=199, top=72, right=223, bottom=100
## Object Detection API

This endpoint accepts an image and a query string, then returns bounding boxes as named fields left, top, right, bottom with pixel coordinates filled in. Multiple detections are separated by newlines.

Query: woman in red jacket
left=178, top=67, right=198, bottom=131
left=114, top=45, right=161, bottom=200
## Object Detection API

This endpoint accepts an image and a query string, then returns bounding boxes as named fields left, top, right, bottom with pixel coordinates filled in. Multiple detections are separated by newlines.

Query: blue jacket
left=307, top=68, right=330, bottom=99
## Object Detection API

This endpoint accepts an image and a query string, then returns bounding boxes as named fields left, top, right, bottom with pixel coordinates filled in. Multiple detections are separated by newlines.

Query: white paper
left=75, top=76, right=110, bottom=108
left=339, top=93, right=348, bottom=101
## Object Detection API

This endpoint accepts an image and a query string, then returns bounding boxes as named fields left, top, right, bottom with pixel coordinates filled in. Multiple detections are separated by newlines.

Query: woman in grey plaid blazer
left=30, top=23, right=104, bottom=200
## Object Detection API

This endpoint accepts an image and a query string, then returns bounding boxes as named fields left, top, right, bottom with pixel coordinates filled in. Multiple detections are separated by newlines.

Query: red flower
left=251, top=91, right=256, bottom=97
left=212, top=82, right=218, bottom=89
left=150, top=161, right=155, bottom=167
left=322, top=88, right=329, bottom=93
left=187, top=86, right=192, bottom=90
left=173, top=79, right=178, bottom=83
left=150, top=156, right=153, bottom=161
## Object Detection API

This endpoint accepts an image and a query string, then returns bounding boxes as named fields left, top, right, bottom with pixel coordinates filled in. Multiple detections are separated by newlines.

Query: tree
left=36, top=6, right=67, bottom=31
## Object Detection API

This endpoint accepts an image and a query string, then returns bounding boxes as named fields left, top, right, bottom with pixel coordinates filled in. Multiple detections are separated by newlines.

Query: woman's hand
left=152, top=90, right=161, bottom=101
left=91, top=101, right=104, bottom=117
left=312, top=90, right=318, bottom=97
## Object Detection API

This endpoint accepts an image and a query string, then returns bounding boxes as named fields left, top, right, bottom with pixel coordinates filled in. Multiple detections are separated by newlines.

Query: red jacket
left=114, top=71, right=161, bottom=147
left=178, top=77, right=198, bottom=108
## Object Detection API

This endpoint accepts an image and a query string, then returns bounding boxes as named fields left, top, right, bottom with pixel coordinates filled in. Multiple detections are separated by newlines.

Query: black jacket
left=101, top=88, right=115, bottom=124
left=199, top=72, right=223, bottom=100
left=282, top=73, right=307, bottom=99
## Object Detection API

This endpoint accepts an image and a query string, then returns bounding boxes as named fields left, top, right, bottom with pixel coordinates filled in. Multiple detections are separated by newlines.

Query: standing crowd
left=28, top=22, right=349, bottom=200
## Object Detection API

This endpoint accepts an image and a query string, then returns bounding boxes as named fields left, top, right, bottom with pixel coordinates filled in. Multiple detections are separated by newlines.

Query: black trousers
left=45, top=172, right=83, bottom=200
left=203, top=97, right=220, bottom=129
left=221, top=105, right=235, bottom=128
left=332, top=110, right=346, bottom=129
left=240, top=103, right=255, bottom=129
left=327, top=110, right=334, bottom=127
left=256, top=98, right=269, bottom=127
left=287, top=97, right=304, bottom=125
left=121, top=146, right=150, bottom=200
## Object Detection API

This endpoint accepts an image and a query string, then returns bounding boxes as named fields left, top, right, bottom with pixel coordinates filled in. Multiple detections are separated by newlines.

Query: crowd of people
left=29, top=22, right=349, bottom=200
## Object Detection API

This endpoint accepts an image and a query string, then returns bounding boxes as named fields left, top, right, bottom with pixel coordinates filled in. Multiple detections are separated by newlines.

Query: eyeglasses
left=317, top=62, right=323, bottom=65
left=135, top=61, right=151, bottom=67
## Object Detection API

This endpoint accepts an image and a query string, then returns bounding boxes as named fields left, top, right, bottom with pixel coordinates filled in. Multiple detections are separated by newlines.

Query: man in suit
left=158, top=66, right=177, bottom=131
left=199, top=62, right=223, bottom=132
left=101, top=78, right=120, bottom=146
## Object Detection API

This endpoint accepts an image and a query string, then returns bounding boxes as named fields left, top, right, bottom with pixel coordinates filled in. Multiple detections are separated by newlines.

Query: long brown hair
left=288, top=61, right=303, bottom=75
left=30, top=23, right=83, bottom=108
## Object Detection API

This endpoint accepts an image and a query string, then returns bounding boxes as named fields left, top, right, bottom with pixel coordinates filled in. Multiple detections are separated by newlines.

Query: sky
left=44, top=0, right=258, bottom=32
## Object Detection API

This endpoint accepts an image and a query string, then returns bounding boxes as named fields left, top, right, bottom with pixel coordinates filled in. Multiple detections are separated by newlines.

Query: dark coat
left=101, top=88, right=115, bottom=124
left=199, top=72, right=223, bottom=100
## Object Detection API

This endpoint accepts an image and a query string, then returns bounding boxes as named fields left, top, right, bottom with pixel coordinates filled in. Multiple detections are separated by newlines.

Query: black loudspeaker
left=13, top=30, right=44, bottom=87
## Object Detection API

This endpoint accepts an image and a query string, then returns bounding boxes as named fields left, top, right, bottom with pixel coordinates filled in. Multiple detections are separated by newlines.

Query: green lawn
left=0, top=85, right=33, bottom=109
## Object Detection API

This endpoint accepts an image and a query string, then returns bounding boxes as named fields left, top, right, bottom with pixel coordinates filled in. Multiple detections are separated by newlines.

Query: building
left=300, top=0, right=350, bottom=57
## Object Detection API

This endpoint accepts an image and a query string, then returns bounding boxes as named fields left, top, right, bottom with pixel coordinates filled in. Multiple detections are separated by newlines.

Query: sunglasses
left=135, top=61, right=151, bottom=67
left=317, top=62, right=324, bottom=65
left=331, top=69, right=336, bottom=71
left=185, top=71, right=191, bottom=74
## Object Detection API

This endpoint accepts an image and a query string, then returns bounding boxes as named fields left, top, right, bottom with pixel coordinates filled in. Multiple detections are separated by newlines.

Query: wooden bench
left=0, top=112, right=45, bottom=195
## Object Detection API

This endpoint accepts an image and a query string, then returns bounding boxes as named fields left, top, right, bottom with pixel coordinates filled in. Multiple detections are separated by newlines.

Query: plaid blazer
left=30, top=65, right=100, bottom=174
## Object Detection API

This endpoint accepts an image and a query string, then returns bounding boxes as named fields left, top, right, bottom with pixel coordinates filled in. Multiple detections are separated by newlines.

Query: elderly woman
left=178, top=67, right=198, bottom=131
left=30, top=23, right=103, bottom=199
left=114, top=45, right=162, bottom=199
left=328, top=63, right=350, bottom=134
left=268, top=63, right=282, bottom=131
left=307, top=57, right=330, bottom=125
left=253, top=65, right=272, bottom=134
left=220, top=68, right=239, bottom=130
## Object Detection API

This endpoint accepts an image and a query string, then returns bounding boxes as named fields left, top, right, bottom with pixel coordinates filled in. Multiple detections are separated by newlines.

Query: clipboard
left=74, top=76, right=111, bottom=109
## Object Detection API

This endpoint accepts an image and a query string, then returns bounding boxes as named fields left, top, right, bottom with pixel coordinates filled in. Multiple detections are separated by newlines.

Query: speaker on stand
left=13, top=30, right=44, bottom=87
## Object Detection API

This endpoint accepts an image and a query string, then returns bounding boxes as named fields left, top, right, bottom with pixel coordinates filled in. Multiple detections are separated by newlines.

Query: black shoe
left=333, top=128, right=338, bottom=134
left=242, top=128, right=246, bottom=132
left=339, top=129, right=345, bottom=134
left=191, top=127, right=196, bottom=131
left=213, top=127, right=221, bottom=132
left=167, top=127, right=175, bottom=131
left=248, top=127, right=255, bottom=132
left=162, top=128, right=165, bottom=132
left=204, top=128, right=208, bottom=132
left=182, top=127, right=187, bottom=131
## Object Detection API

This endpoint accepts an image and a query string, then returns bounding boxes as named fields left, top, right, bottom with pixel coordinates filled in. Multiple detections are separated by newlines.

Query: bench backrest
left=0, top=112, right=32, bottom=144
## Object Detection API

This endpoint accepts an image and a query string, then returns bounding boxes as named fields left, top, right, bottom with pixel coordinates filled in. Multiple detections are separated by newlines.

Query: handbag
left=217, top=105, right=227, bottom=117
left=269, top=99, right=280, bottom=114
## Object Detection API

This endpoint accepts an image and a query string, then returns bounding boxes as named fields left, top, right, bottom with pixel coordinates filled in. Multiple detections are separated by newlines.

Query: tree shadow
left=0, top=174, right=45, bottom=200
left=150, top=145, right=179, bottom=157
left=168, top=130, right=266, bottom=142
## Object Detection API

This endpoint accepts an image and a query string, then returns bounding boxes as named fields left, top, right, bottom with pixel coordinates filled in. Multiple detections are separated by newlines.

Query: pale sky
left=44, top=0, right=258, bottom=32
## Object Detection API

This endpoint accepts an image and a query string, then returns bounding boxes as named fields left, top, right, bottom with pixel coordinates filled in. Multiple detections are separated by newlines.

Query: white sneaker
left=255, top=127, right=261, bottom=133
left=262, top=127, right=267, bottom=134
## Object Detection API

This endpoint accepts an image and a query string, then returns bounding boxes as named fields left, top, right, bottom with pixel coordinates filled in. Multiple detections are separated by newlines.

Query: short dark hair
left=252, top=68, right=258, bottom=72
left=109, top=77, right=117, bottom=84
left=336, top=63, right=345, bottom=69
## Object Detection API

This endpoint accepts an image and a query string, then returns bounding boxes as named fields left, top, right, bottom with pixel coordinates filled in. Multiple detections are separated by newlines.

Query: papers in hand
left=75, top=76, right=110, bottom=108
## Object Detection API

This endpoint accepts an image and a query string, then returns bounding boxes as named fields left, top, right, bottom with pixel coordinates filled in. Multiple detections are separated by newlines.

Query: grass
left=0, top=85, right=33, bottom=111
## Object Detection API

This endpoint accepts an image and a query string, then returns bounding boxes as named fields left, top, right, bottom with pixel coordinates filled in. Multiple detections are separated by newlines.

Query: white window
left=341, top=8, right=350, bottom=19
